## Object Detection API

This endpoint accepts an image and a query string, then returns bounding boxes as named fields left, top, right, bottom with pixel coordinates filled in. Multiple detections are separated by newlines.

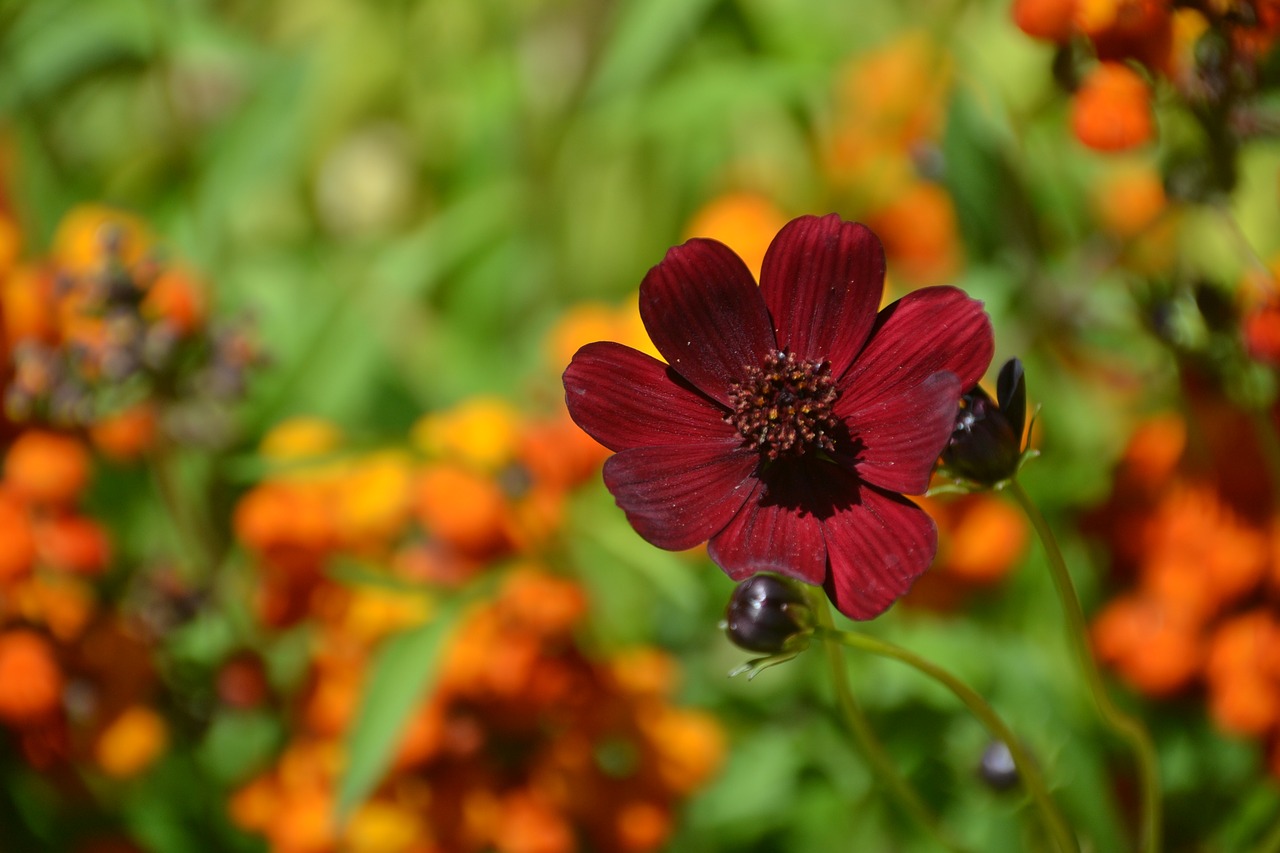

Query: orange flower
left=1014, top=0, right=1077, bottom=40
left=140, top=267, right=204, bottom=336
left=1, top=266, right=58, bottom=344
left=937, top=494, right=1029, bottom=584
left=234, top=481, right=337, bottom=570
left=94, top=705, right=168, bottom=778
left=35, top=514, right=111, bottom=576
left=864, top=181, right=963, bottom=285
left=1092, top=161, right=1167, bottom=239
left=545, top=296, right=657, bottom=371
left=0, top=629, right=64, bottom=724
left=1091, top=595, right=1202, bottom=695
left=493, top=791, right=575, bottom=853
left=615, top=801, right=671, bottom=853
left=682, top=192, right=787, bottom=280
left=89, top=404, right=158, bottom=461
left=413, top=464, right=511, bottom=558
left=1072, top=63, right=1155, bottom=152
left=51, top=206, right=151, bottom=275
left=1245, top=295, right=1280, bottom=367
left=1140, top=485, right=1267, bottom=615
left=411, top=398, right=522, bottom=473
left=4, top=430, right=91, bottom=508
left=1075, top=0, right=1173, bottom=71
left=260, top=417, right=344, bottom=463
left=0, top=488, right=36, bottom=583
left=332, top=452, right=414, bottom=552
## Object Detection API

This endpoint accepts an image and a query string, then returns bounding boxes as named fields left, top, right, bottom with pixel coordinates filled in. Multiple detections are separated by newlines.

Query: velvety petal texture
left=564, top=342, right=735, bottom=452
left=842, top=286, right=994, bottom=391
left=760, top=214, right=885, bottom=378
left=564, top=214, right=996, bottom=623
left=838, top=370, right=962, bottom=495
left=707, top=471, right=828, bottom=586
left=639, top=238, right=776, bottom=405
left=822, top=483, right=938, bottom=620
left=603, top=442, right=757, bottom=551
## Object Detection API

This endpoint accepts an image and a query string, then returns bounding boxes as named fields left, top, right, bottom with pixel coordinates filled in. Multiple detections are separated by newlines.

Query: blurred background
left=2, top=0, right=1280, bottom=850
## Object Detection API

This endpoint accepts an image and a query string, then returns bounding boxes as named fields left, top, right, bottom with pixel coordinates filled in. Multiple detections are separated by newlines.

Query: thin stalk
left=813, top=596, right=971, bottom=853
left=815, top=625, right=1078, bottom=853
left=1009, top=479, right=1161, bottom=852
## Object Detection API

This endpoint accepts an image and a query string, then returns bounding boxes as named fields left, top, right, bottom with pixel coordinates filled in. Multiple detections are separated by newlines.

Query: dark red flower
left=563, top=214, right=993, bottom=619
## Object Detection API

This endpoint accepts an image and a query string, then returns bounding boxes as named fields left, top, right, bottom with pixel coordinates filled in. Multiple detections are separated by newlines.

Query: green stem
left=1257, top=814, right=1280, bottom=853
left=1008, top=479, right=1161, bottom=852
left=815, top=625, right=1078, bottom=853
left=813, top=597, right=971, bottom=853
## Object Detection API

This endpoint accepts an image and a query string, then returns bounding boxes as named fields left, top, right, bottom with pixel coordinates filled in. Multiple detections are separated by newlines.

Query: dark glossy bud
left=724, top=574, right=814, bottom=655
left=978, top=740, right=1019, bottom=791
left=941, top=358, right=1027, bottom=487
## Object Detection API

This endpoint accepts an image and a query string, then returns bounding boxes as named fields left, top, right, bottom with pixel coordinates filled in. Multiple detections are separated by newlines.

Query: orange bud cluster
left=1, top=205, right=259, bottom=453
left=1089, top=412, right=1280, bottom=772
left=822, top=33, right=963, bottom=285
left=1013, top=0, right=1280, bottom=152
left=905, top=492, right=1030, bottom=611
left=231, top=568, right=723, bottom=853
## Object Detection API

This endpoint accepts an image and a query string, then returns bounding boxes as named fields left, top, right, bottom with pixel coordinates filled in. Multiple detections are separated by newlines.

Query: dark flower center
left=726, top=349, right=839, bottom=460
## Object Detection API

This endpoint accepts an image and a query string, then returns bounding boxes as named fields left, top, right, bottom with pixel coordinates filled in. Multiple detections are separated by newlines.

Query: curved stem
left=1009, top=479, right=1162, bottom=852
left=813, top=596, right=971, bottom=853
left=816, top=625, right=1078, bottom=853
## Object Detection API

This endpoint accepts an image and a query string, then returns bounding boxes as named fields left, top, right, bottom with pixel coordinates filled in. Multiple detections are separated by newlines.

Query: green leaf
left=585, top=0, right=720, bottom=101
left=334, top=584, right=482, bottom=823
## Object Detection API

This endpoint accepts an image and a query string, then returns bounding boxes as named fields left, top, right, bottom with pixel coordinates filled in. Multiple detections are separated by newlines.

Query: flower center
left=726, top=349, right=839, bottom=460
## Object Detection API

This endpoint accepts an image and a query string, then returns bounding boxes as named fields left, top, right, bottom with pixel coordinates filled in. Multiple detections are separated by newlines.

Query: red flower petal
left=838, top=370, right=962, bottom=495
left=706, top=470, right=828, bottom=586
left=821, top=482, right=938, bottom=620
left=843, top=286, right=994, bottom=393
left=759, top=214, right=885, bottom=379
left=563, top=342, right=736, bottom=452
left=639, top=238, right=777, bottom=406
left=603, top=441, right=758, bottom=551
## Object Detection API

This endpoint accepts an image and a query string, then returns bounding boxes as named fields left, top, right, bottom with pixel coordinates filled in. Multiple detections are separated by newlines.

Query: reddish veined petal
left=563, top=342, right=736, bottom=452
left=639, top=238, right=776, bottom=405
left=821, top=480, right=937, bottom=620
left=759, top=214, right=885, bottom=378
left=603, top=441, right=758, bottom=551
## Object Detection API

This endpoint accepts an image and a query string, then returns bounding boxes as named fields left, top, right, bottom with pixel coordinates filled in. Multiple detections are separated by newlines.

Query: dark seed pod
left=723, top=573, right=814, bottom=655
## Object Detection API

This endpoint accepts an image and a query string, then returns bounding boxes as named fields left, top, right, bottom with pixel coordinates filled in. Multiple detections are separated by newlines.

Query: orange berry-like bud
left=94, top=705, right=168, bottom=778
left=140, top=268, right=204, bottom=336
left=0, top=629, right=63, bottom=724
left=1013, top=0, right=1077, bottom=41
left=1072, top=63, right=1155, bottom=152
left=89, top=404, right=158, bottom=462
left=36, top=514, right=111, bottom=575
left=615, top=801, right=672, bottom=853
left=5, top=430, right=91, bottom=508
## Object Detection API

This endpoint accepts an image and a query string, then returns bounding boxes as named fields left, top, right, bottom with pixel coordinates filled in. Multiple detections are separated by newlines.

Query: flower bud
left=723, top=574, right=814, bottom=655
left=978, top=739, right=1019, bottom=791
left=941, top=358, right=1027, bottom=487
